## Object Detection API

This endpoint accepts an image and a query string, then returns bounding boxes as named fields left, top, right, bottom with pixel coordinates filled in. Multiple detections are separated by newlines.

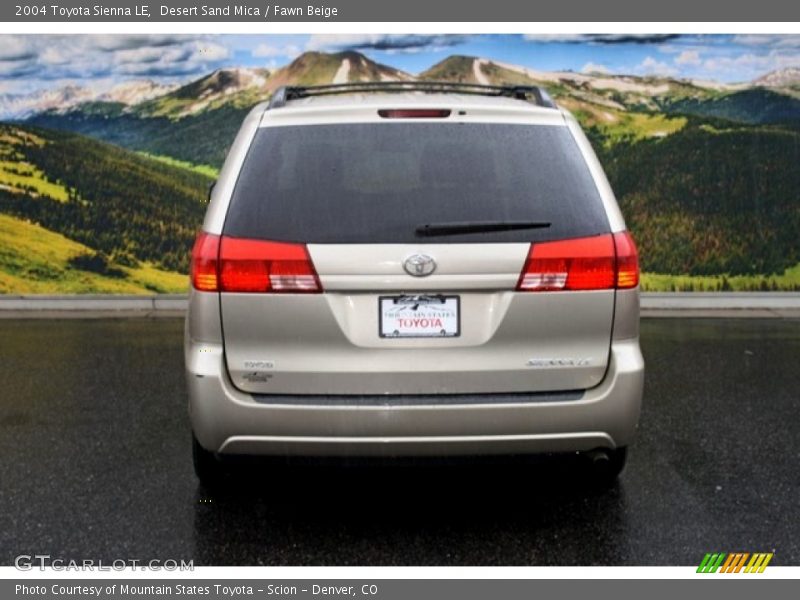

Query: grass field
left=138, top=152, right=219, bottom=179
left=0, top=127, right=72, bottom=201
left=559, top=98, right=688, bottom=145
left=0, top=213, right=188, bottom=294
left=2, top=206, right=797, bottom=294
left=0, top=160, right=70, bottom=202
left=641, top=264, right=800, bottom=292
left=2, top=208, right=798, bottom=295
left=2, top=122, right=798, bottom=295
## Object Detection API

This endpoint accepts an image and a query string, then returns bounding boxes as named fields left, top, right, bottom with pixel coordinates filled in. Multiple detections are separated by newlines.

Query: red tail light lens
left=517, top=234, right=616, bottom=291
left=378, top=109, right=451, bottom=119
left=190, top=231, right=220, bottom=292
left=613, top=231, right=639, bottom=289
left=189, top=232, right=321, bottom=293
left=219, top=236, right=321, bottom=293
left=516, top=232, right=640, bottom=291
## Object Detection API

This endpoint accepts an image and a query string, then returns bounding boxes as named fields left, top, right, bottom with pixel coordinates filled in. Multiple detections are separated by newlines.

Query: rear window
left=224, top=122, right=609, bottom=243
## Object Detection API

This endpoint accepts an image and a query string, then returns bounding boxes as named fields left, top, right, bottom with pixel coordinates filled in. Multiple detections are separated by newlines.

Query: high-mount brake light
left=378, top=109, right=451, bottom=119
left=516, top=232, right=640, bottom=292
left=189, top=232, right=322, bottom=293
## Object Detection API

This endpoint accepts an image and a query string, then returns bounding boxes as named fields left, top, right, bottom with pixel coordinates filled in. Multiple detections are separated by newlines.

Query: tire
left=192, top=433, right=227, bottom=488
left=585, top=446, right=627, bottom=488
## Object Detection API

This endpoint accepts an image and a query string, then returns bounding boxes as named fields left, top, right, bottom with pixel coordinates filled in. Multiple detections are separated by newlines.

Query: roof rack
left=266, top=81, right=557, bottom=110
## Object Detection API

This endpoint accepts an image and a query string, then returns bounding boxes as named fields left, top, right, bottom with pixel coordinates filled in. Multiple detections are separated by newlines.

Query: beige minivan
left=185, top=82, right=644, bottom=486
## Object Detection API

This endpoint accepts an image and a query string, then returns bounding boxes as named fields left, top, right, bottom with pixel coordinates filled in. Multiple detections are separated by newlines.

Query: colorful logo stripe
left=697, top=553, right=773, bottom=573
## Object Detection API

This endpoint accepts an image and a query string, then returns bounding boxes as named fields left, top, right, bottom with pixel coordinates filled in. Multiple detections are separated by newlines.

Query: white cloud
left=0, top=58, right=38, bottom=78
left=581, top=62, right=611, bottom=74
left=731, top=35, right=800, bottom=48
left=732, top=35, right=775, bottom=46
left=0, top=35, right=231, bottom=83
left=702, top=50, right=800, bottom=80
left=194, top=42, right=230, bottom=62
left=636, top=56, right=679, bottom=77
left=88, top=35, right=204, bottom=52
left=114, top=45, right=187, bottom=65
left=306, top=34, right=469, bottom=53
left=523, top=34, right=586, bottom=43
left=675, top=50, right=701, bottom=66
left=523, top=34, right=679, bottom=45
left=252, top=43, right=300, bottom=59
left=40, top=46, right=71, bottom=66
left=105, top=40, right=230, bottom=77
left=0, top=36, right=36, bottom=61
left=0, top=37, right=39, bottom=78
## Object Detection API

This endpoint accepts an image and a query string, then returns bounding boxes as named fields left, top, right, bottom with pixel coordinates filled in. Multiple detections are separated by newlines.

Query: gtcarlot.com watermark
left=15, top=554, right=194, bottom=571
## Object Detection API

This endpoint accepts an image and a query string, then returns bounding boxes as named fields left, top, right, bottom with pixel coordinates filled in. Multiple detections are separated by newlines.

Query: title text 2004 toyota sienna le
left=185, top=82, right=644, bottom=487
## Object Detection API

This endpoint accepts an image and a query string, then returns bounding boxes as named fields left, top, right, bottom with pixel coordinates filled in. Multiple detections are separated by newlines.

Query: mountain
left=38, top=51, right=702, bottom=145
left=23, top=52, right=800, bottom=139
left=419, top=55, right=800, bottom=131
left=754, top=67, right=800, bottom=88
left=0, top=86, right=96, bottom=120
left=99, top=80, right=179, bottom=105
left=26, top=51, right=413, bottom=167
left=135, top=51, right=411, bottom=118
left=32, top=51, right=700, bottom=166
left=131, top=51, right=409, bottom=119
left=268, top=50, right=412, bottom=87
left=419, top=55, right=706, bottom=145
left=0, top=123, right=209, bottom=292
left=10, top=51, right=800, bottom=289
left=421, top=55, right=710, bottom=104
left=0, top=80, right=177, bottom=120
left=135, top=67, right=271, bottom=118
left=418, top=55, right=484, bottom=83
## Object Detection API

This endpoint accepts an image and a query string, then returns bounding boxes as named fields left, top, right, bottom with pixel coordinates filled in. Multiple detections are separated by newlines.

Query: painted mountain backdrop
left=2, top=50, right=800, bottom=292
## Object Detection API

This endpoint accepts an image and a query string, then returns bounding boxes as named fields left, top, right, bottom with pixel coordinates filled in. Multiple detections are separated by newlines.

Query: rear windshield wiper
left=415, top=220, right=551, bottom=237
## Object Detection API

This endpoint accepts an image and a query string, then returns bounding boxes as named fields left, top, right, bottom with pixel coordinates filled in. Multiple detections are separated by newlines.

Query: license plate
left=379, top=295, right=460, bottom=338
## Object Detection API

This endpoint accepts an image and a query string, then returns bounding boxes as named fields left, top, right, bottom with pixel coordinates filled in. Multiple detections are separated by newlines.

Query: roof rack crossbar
left=267, top=81, right=557, bottom=110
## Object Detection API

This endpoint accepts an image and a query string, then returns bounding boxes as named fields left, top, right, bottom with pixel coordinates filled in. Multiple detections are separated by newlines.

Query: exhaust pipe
left=585, top=448, right=611, bottom=466
left=583, top=447, right=627, bottom=486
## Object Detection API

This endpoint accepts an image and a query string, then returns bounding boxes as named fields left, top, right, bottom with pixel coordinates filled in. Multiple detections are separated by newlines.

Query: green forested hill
left=14, top=115, right=800, bottom=290
left=9, top=52, right=800, bottom=291
left=659, top=88, right=800, bottom=125
left=28, top=105, right=250, bottom=170
left=0, top=124, right=209, bottom=292
left=597, top=122, right=800, bottom=278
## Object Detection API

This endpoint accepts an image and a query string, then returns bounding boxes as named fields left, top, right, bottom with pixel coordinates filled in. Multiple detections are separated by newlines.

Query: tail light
left=516, top=232, right=639, bottom=292
left=613, top=231, right=639, bottom=289
left=190, top=232, right=220, bottom=292
left=190, top=232, right=321, bottom=293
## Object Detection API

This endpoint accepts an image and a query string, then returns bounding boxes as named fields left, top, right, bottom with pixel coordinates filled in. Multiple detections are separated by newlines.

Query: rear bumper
left=186, top=340, right=644, bottom=457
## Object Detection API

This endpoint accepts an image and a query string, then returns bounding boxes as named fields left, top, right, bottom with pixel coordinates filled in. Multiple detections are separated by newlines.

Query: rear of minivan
left=185, top=89, right=644, bottom=485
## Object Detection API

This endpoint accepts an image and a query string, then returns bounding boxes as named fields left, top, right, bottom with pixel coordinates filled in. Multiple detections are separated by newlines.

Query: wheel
left=585, top=446, right=627, bottom=488
left=192, top=433, right=227, bottom=488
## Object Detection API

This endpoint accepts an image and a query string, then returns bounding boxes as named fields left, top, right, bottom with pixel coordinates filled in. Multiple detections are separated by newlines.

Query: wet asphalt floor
left=0, top=318, right=798, bottom=566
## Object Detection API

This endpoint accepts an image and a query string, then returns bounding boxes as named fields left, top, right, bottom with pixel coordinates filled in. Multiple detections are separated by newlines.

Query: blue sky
left=2, top=34, right=800, bottom=95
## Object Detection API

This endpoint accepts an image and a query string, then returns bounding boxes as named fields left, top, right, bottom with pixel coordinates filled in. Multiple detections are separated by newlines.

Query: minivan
left=185, top=82, right=644, bottom=486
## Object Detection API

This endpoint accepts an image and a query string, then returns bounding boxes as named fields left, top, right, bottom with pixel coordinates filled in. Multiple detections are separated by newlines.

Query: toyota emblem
left=403, top=254, right=436, bottom=277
